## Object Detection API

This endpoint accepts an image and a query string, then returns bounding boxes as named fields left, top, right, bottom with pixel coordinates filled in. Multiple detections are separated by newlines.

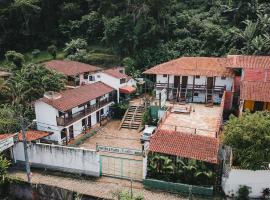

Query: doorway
left=174, top=76, right=180, bottom=88
left=69, top=126, right=74, bottom=139
left=181, top=76, right=188, bottom=89
left=207, top=77, right=214, bottom=89
left=96, top=111, right=100, bottom=123
left=254, top=101, right=264, bottom=111
left=87, top=116, right=91, bottom=128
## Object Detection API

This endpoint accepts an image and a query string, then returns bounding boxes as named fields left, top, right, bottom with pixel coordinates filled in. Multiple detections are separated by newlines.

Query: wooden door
left=181, top=76, right=188, bottom=88
left=87, top=116, right=91, bottom=128
left=69, top=126, right=74, bottom=139
left=207, top=77, right=214, bottom=89
left=96, top=111, right=100, bottom=123
left=174, top=76, right=180, bottom=88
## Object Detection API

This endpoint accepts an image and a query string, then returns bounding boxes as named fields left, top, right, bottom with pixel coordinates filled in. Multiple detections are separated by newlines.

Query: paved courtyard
left=80, top=120, right=142, bottom=152
left=160, top=103, right=221, bottom=137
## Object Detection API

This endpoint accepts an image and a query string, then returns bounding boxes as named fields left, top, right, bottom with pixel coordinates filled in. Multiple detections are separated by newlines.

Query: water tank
left=44, top=91, right=62, bottom=100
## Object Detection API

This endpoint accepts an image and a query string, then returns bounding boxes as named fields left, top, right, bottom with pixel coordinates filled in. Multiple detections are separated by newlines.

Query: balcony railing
left=56, top=97, right=114, bottom=126
left=155, top=83, right=227, bottom=92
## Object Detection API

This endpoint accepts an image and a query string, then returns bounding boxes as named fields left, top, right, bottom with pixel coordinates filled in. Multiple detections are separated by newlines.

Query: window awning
left=119, top=86, right=136, bottom=94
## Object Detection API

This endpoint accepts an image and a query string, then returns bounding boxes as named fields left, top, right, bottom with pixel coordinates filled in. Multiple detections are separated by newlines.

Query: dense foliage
left=147, top=153, right=215, bottom=186
left=1, top=0, right=270, bottom=68
left=223, top=111, right=270, bottom=170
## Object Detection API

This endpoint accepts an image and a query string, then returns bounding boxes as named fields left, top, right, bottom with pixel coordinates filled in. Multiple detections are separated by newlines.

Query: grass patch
left=24, top=50, right=65, bottom=63
left=68, top=130, right=97, bottom=147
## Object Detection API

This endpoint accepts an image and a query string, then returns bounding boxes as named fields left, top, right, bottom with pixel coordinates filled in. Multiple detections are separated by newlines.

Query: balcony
left=155, top=83, right=226, bottom=92
left=56, top=97, right=114, bottom=126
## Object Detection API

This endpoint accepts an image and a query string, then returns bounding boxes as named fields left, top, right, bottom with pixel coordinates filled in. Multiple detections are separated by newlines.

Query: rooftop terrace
left=159, top=102, right=223, bottom=138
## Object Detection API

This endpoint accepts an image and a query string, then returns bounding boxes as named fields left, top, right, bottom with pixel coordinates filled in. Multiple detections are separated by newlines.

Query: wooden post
left=166, top=75, right=169, bottom=100
left=192, top=76, right=195, bottom=102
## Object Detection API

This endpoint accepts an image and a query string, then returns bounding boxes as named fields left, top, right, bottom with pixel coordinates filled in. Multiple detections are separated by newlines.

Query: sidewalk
left=9, top=170, right=187, bottom=200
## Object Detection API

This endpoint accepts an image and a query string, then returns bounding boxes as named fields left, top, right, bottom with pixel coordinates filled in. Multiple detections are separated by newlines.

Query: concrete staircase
left=120, top=105, right=144, bottom=130
left=205, top=89, right=214, bottom=107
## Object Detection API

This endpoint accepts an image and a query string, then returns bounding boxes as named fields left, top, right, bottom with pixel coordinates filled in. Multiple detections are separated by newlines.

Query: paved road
left=9, top=170, right=187, bottom=200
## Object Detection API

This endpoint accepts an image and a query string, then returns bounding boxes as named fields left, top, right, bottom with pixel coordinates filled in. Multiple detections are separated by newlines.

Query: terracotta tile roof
left=0, top=133, right=16, bottom=140
left=44, top=60, right=101, bottom=76
left=149, top=129, right=219, bottom=164
left=18, top=130, right=52, bottom=142
left=144, top=57, right=234, bottom=77
left=119, top=86, right=136, bottom=94
left=228, top=55, right=270, bottom=69
left=39, top=82, right=115, bottom=112
left=103, top=68, right=132, bottom=80
left=240, top=81, right=270, bottom=102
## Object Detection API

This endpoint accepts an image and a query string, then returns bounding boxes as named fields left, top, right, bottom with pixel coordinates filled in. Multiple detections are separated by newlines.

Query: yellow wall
left=244, top=100, right=254, bottom=111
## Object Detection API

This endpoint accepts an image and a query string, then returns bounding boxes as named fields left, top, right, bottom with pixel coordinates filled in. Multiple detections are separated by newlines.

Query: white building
left=99, top=67, right=137, bottom=102
left=34, top=82, right=117, bottom=144
left=44, top=61, right=136, bottom=102
left=144, top=57, right=235, bottom=105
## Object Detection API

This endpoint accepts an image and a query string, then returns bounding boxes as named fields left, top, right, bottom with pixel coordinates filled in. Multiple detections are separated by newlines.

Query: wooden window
left=221, top=76, right=226, bottom=80
left=83, top=73, right=88, bottom=79
left=89, top=75, right=95, bottom=81
left=195, top=75, right=200, bottom=79
left=163, top=74, right=167, bottom=77
left=120, top=78, right=126, bottom=84
left=119, top=70, right=124, bottom=74
left=97, top=75, right=101, bottom=78
left=219, top=94, right=223, bottom=98
left=194, top=92, right=199, bottom=96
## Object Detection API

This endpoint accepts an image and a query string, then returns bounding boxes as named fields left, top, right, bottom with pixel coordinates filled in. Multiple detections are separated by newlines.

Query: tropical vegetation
left=223, top=111, right=270, bottom=170
left=147, top=153, right=215, bottom=186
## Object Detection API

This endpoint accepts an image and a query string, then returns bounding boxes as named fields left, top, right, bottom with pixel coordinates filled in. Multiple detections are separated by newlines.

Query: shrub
left=47, top=45, right=57, bottom=59
left=110, top=103, right=128, bottom=119
left=5, top=51, right=24, bottom=69
left=237, top=185, right=251, bottom=200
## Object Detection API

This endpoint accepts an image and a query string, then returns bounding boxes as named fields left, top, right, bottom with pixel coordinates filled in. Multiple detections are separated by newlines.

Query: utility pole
left=20, top=116, right=32, bottom=183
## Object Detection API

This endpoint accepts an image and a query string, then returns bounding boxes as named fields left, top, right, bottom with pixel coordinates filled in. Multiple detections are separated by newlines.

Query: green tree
left=64, top=38, right=88, bottom=56
left=0, top=154, right=10, bottom=184
left=0, top=105, right=20, bottom=134
left=223, top=111, right=270, bottom=170
left=6, top=63, right=66, bottom=105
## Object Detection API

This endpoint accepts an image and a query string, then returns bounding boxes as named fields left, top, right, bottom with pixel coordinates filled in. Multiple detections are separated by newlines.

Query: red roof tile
left=0, top=133, right=16, bottom=141
left=103, top=68, right=131, bottom=80
left=149, top=129, right=219, bottom=164
left=39, top=82, right=115, bottom=112
left=44, top=60, right=101, bottom=76
left=119, top=86, right=136, bottom=94
left=18, top=130, right=52, bottom=142
left=228, top=55, right=270, bottom=69
left=144, top=57, right=234, bottom=77
left=240, top=81, right=270, bottom=102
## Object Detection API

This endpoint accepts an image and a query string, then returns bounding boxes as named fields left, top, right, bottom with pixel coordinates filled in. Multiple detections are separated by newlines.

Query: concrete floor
left=80, top=120, right=143, bottom=160
left=160, top=103, right=221, bottom=137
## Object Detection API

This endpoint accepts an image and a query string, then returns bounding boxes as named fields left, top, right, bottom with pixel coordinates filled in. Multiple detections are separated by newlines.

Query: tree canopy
left=1, top=0, right=270, bottom=68
left=223, top=111, right=270, bottom=170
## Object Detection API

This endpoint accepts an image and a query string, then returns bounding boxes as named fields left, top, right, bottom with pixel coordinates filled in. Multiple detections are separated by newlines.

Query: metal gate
left=100, top=155, right=143, bottom=181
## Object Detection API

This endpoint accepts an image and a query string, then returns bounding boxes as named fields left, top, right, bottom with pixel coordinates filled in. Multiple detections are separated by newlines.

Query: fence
left=13, top=142, right=100, bottom=177
left=143, top=178, right=213, bottom=196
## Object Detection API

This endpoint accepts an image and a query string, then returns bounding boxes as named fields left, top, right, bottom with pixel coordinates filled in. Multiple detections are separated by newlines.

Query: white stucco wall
left=222, top=169, right=270, bottom=198
left=215, top=77, right=233, bottom=91
left=13, top=142, right=100, bottom=177
left=35, top=101, right=61, bottom=142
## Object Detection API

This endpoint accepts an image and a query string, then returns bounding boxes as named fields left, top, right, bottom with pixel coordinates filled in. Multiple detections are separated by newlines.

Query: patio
left=159, top=103, right=222, bottom=137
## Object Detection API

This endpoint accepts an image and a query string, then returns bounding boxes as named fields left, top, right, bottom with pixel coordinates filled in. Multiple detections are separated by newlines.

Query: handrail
left=129, top=106, right=138, bottom=129
left=118, top=106, right=130, bottom=130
